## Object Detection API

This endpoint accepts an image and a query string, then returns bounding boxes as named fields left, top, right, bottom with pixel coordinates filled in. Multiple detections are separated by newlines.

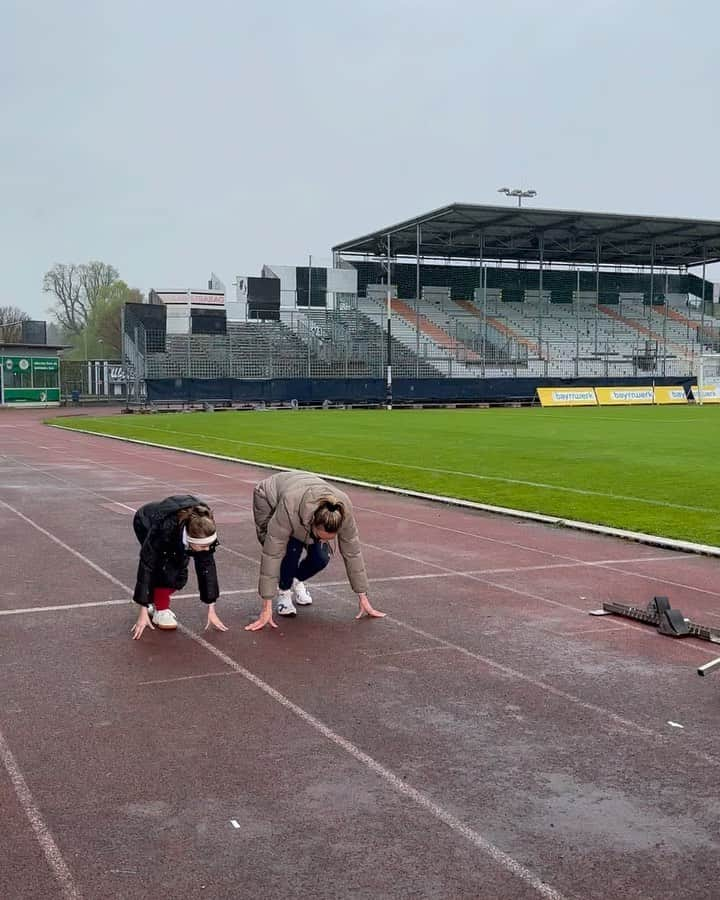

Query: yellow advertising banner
left=536, top=388, right=597, bottom=407
left=653, top=386, right=688, bottom=405
left=595, top=387, right=654, bottom=406
left=690, top=384, right=720, bottom=403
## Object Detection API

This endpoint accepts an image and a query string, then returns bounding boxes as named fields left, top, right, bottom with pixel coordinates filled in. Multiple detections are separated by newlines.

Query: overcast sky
left=3, top=0, right=719, bottom=318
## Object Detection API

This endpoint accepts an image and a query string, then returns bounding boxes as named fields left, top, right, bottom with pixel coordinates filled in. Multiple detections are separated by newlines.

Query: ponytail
left=312, top=496, right=345, bottom=534
left=178, top=504, right=216, bottom=540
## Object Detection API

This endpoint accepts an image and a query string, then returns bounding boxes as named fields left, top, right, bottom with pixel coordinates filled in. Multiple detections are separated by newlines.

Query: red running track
left=1, top=408, right=719, bottom=900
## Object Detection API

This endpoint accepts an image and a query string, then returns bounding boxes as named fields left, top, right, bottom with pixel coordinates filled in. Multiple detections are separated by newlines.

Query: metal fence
left=59, top=359, right=127, bottom=398
left=121, top=295, right=716, bottom=393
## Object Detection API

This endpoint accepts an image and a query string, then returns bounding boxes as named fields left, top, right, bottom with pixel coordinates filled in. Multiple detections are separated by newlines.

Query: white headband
left=182, top=527, right=217, bottom=547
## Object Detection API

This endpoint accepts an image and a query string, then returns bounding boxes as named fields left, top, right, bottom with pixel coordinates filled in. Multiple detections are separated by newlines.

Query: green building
left=0, top=342, right=64, bottom=406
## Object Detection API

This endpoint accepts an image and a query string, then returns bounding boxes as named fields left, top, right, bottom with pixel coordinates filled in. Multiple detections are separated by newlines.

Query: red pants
left=152, top=588, right=175, bottom=611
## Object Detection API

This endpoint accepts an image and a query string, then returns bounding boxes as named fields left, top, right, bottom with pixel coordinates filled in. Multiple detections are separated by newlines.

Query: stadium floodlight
left=497, top=187, right=537, bottom=207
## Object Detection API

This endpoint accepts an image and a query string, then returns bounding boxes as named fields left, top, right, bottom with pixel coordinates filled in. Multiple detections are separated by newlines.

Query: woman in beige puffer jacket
left=246, top=471, right=385, bottom=631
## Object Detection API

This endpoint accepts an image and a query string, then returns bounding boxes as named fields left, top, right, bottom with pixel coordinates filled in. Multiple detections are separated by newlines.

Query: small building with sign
left=0, top=342, right=65, bottom=406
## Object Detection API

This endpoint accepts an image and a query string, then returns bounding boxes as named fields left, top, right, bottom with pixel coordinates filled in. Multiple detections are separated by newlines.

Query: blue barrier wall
left=146, top=376, right=694, bottom=405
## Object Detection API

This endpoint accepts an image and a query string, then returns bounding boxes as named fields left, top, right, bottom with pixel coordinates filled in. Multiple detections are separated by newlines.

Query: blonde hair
left=178, top=504, right=216, bottom=540
left=312, top=496, right=345, bottom=534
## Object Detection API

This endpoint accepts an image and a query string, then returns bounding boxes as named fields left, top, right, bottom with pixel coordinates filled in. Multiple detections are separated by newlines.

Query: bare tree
left=79, top=261, right=119, bottom=312
left=0, top=305, right=31, bottom=342
left=43, top=261, right=119, bottom=334
left=43, top=264, right=83, bottom=334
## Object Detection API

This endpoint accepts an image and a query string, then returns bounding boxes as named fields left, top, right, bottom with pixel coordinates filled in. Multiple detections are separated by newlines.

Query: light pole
left=497, top=187, right=537, bottom=207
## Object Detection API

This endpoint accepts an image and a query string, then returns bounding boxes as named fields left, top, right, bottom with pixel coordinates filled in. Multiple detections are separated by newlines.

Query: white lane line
left=360, top=541, right=719, bottom=656
left=312, top=584, right=720, bottom=763
left=0, top=500, right=128, bottom=591
left=557, top=625, right=630, bottom=638
left=0, top=599, right=131, bottom=617
left=0, top=500, right=567, bottom=900
left=352, top=502, right=689, bottom=564
left=0, top=726, right=82, bottom=899
left=71, top=421, right=717, bottom=514
left=180, top=624, right=567, bottom=900
left=362, top=645, right=458, bottom=660
left=138, top=671, right=237, bottom=686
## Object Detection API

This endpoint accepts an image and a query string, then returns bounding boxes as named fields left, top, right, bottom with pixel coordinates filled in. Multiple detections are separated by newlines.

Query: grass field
left=51, top=406, right=720, bottom=547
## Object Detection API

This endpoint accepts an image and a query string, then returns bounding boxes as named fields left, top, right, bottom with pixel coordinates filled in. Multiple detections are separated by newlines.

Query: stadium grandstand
left=122, top=204, right=720, bottom=405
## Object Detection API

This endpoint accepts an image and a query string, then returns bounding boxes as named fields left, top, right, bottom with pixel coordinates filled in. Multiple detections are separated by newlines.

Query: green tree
left=71, top=281, right=144, bottom=359
left=43, top=261, right=119, bottom=334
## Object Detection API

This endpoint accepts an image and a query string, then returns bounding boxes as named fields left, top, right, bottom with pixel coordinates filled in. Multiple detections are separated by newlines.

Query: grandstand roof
left=333, top=204, right=720, bottom=268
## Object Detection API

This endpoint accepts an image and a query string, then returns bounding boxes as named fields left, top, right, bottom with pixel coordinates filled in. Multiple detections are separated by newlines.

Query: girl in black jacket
left=131, top=495, right=227, bottom=640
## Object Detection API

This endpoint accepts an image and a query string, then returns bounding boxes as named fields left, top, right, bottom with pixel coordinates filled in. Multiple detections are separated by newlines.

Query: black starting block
left=601, top=596, right=720, bottom=644
left=602, top=596, right=694, bottom=638
left=599, top=596, right=720, bottom=676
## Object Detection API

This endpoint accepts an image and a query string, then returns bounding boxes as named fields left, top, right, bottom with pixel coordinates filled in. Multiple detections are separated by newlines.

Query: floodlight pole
left=415, top=224, right=421, bottom=378
left=575, top=269, right=580, bottom=377
left=700, top=244, right=707, bottom=350
left=479, top=231, right=485, bottom=378
left=386, top=233, right=392, bottom=410
left=595, top=237, right=601, bottom=356
left=538, top=232, right=545, bottom=350
left=497, top=187, right=537, bottom=207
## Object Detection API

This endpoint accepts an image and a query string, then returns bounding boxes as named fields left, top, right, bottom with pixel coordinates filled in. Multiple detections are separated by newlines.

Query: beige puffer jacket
left=253, top=471, right=369, bottom=599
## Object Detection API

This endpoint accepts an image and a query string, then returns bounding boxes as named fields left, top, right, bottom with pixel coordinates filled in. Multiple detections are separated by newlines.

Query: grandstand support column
left=186, top=288, right=192, bottom=400
left=595, top=237, right=601, bottom=355
left=663, top=271, right=668, bottom=375
left=575, top=269, right=580, bottom=377
left=479, top=231, right=485, bottom=378
left=538, top=232, right=544, bottom=348
left=386, top=233, right=393, bottom=410
left=701, top=244, right=707, bottom=347
left=134, top=326, right=141, bottom=404
left=483, top=254, right=489, bottom=378
left=415, top=224, right=421, bottom=378
left=649, top=240, right=656, bottom=333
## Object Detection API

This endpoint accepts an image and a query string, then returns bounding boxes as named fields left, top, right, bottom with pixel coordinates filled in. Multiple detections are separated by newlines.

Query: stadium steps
left=391, top=299, right=482, bottom=364
left=598, top=306, right=689, bottom=359
left=454, top=299, right=540, bottom=356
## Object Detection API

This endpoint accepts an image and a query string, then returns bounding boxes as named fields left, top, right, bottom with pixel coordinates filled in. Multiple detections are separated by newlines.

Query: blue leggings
left=279, top=538, right=330, bottom=591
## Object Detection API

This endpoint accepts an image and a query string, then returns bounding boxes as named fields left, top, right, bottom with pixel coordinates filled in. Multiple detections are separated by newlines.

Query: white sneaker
left=152, top=608, right=177, bottom=630
left=292, top=579, right=313, bottom=606
left=276, top=590, right=297, bottom=616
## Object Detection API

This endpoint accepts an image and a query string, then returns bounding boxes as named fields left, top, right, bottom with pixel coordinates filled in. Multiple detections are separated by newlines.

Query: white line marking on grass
left=0, top=726, right=82, bottom=899
left=47, top=425, right=720, bottom=558
left=85, top=421, right=719, bottom=515
left=0, top=506, right=568, bottom=899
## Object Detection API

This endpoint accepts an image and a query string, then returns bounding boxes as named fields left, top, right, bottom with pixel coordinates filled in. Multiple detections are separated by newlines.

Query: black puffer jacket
left=132, top=495, right=220, bottom=607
